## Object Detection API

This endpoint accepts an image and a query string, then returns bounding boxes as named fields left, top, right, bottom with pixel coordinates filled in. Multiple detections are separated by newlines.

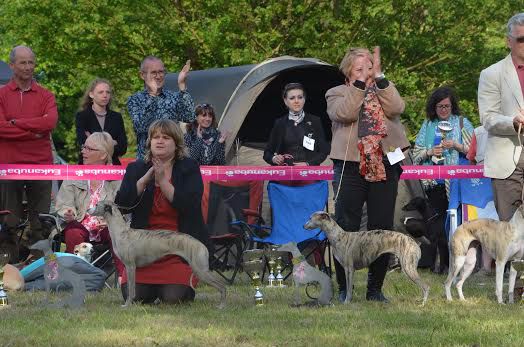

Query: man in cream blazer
left=479, top=12, right=524, bottom=221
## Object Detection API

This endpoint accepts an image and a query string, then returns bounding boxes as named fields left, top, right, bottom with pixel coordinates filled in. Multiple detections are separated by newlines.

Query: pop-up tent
left=165, top=56, right=422, bottom=234
left=165, top=56, right=345, bottom=162
left=0, top=61, right=12, bottom=86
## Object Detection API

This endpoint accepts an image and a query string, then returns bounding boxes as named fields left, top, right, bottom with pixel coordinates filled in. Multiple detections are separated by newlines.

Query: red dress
left=121, top=186, right=198, bottom=287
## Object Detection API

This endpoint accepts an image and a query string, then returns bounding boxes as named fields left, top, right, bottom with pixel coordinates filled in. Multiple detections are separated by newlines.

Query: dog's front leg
left=495, top=260, right=505, bottom=304
left=508, top=264, right=518, bottom=304
left=344, top=267, right=354, bottom=304
left=124, top=266, right=136, bottom=308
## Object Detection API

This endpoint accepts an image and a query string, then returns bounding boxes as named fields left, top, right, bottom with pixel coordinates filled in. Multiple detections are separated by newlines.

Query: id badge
left=303, top=136, right=315, bottom=151
left=386, top=147, right=405, bottom=165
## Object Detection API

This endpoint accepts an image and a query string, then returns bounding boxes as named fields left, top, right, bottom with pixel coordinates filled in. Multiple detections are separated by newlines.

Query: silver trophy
left=0, top=253, right=9, bottom=308
left=432, top=120, right=453, bottom=165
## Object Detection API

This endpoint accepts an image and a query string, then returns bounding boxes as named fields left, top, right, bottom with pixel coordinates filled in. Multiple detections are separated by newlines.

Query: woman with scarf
left=412, top=86, right=473, bottom=273
left=184, top=104, right=226, bottom=166
left=263, top=83, right=329, bottom=167
left=326, top=47, right=409, bottom=303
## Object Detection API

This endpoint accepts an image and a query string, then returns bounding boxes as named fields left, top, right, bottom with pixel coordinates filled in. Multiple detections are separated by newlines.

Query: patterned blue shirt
left=127, top=88, right=195, bottom=159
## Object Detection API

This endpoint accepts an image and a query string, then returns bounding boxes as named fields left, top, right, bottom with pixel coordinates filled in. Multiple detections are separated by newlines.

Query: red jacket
left=0, top=80, right=58, bottom=164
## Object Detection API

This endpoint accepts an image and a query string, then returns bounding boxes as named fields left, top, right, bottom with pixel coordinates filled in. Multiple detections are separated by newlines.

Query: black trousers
left=0, top=180, right=51, bottom=261
left=332, top=159, right=402, bottom=293
left=121, top=283, right=195, bottom=304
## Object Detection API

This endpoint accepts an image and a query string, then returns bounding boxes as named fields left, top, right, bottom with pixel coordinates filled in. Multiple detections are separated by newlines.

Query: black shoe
left=366, top=292, right=389, bottom=303
left=338, top=290, right=347, bottom=303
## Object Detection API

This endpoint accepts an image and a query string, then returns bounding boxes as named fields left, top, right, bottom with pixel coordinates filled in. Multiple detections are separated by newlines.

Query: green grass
left=0, top=270, right=522, bottom=347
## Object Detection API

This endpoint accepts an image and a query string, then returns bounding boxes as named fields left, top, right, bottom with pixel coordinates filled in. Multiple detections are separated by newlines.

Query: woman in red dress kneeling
left=115, top=119, right=209, bottom=304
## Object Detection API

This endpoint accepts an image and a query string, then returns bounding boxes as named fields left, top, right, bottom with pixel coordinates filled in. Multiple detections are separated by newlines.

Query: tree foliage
left=0, top=0, right=522, bottom=161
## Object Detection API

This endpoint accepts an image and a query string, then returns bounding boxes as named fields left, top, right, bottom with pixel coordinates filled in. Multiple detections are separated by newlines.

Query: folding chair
left=202, top=180, right=263, bottom=284
left=251, top=180, right=331, bottom=277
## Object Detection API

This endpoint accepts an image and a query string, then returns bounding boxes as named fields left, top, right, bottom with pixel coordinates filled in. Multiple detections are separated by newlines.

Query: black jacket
left=75, top=108, right=128, bottom=165
left=263, top=113, right=329, bottom=166
left=114, top=158, right=208, bottom=246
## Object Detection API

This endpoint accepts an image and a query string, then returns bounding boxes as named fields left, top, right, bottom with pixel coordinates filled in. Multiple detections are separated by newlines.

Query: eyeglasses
left=148, top=70, right=166, bottom=77
left=197, top=103, right=211, bottom=108
left=509, top=34, right=524, bottom=44
left=436, top=104, right=452, bottom=110
left=81, top=145, right=101, bottom=152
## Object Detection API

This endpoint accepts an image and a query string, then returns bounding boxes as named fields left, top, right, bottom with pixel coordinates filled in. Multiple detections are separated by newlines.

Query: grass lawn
left=0, top=269, right=522, bottom=347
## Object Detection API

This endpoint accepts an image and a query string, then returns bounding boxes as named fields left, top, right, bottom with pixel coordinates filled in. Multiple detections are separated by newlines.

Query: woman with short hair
left=326, top=47, right=409, bottom=303
left=55, top=132, right=124, bottom=276
left=263, top=82, right=329, bottom=167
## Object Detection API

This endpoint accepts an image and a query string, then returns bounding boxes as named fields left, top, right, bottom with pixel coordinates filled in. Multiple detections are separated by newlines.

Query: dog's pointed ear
left=104, top=203, right=113, bottom=215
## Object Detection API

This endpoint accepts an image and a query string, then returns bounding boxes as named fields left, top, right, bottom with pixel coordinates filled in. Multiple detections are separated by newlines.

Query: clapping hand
left=152, top=158, right=167, bottom=184
left=178, top=59, right=191, bottom=91
left=218, top=130, right=231, bottom=144
left=372, top=46, right=382, bottom=79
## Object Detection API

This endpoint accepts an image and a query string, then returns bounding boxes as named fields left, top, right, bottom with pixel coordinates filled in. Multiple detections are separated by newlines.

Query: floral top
left=81, top=181, right=105, bottom=242
left=127, top=88, right=195, bottom=159
left=184, top=127, right=225, bottom=165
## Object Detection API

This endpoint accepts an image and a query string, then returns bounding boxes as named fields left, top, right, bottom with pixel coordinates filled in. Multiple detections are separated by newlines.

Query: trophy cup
left=242, top=249, right=266, bottom=306
left=511, top=259, right=524, bottom=303
left=431, top=120, right=453, bottom=165
left=0, top=253, right=9, bottom=308
left=265, top=248, right=288, bottom=288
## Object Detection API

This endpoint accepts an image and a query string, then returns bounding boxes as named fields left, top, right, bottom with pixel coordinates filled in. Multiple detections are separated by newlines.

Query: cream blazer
left=478, top=54, right=524, bottom=179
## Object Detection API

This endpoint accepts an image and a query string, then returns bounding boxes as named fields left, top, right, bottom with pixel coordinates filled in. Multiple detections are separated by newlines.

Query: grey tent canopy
left=0, top=61, right=12, bottom=85
left=165, top=56, right=345, bottom=160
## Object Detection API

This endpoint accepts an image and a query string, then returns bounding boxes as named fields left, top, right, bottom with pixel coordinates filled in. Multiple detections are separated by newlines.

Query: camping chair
left=203, top=180, right=263, bottom=284
left=251, top=180, right=331, bottom=278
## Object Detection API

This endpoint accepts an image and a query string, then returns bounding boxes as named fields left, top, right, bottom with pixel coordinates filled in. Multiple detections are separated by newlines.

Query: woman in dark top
left=115, top=119, right=208, bottom=304
left=76, top=78, right=127, bottom=165
left=184, top=104, right=227, bottom=165
left=263, top=83, right=329, bottom=166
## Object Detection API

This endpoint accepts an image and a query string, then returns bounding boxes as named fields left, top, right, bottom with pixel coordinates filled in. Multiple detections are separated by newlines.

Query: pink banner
left=0, top=164, right=486, bottom=181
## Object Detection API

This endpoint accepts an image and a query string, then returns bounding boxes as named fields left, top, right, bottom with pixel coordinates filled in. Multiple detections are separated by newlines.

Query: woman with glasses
left=76, top=78, right=127, bottom=165
left=115, top=119, right=208, bottom=304
left=184, top=104, right=227, bottom=165
left=412, top=86, right=474, bottom=274
left=55, top=132, right=124, bottom=276
left=263, top=83, right=329, bottom=167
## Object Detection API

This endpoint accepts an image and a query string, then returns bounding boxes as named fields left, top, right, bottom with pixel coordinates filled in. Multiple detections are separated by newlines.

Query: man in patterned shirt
left=127, top=56, right=194, bottom=159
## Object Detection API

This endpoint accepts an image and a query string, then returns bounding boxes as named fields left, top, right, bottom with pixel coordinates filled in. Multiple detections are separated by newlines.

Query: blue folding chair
left=250, top=180, right=331, bottom=276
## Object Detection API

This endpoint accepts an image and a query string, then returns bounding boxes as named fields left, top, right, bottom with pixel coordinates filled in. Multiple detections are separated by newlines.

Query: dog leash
left=333, top=122, right=354, bottom=205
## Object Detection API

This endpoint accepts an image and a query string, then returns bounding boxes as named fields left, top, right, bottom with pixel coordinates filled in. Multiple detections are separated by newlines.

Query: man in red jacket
left=0, top=46, right=58, bottom=260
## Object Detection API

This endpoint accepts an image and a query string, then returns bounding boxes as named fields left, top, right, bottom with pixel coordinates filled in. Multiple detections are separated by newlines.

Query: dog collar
left=292, top=255, right=306, bottom=265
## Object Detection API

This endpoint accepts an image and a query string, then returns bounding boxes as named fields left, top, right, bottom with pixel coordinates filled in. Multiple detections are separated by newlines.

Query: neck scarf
left=288, top=110, right=305, bottom=126
left=357, top=85, right=387, bottom=182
